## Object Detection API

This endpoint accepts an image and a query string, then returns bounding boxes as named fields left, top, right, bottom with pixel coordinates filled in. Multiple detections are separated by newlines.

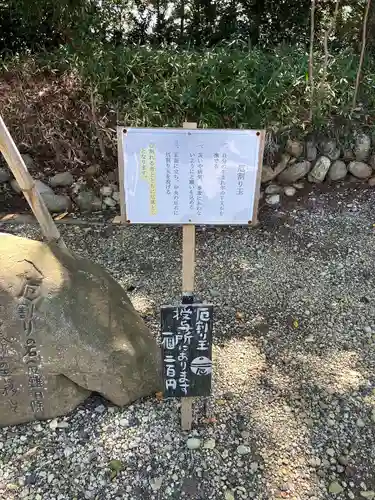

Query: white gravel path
left=1, top=185, right=375, bottom=500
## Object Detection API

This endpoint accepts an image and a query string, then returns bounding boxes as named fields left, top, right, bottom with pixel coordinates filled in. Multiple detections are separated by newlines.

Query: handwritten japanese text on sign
left=161, top=304, right=213, bottom=398
left=122, top=128, right=262, bottom=224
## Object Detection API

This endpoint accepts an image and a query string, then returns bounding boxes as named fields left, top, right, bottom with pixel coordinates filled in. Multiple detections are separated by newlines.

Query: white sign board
left=120, top=128, right=263, bottom=225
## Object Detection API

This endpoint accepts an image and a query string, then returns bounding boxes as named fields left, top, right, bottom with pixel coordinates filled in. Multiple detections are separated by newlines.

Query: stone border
left=262, top=134, right=375, bottom=206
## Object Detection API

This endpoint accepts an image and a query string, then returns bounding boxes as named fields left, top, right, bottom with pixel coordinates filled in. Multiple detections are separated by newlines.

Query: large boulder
left=354, top=133, right=371, bottom=161
left=319, top=139, right=340, bottom=161
left=328, top=160, right=347, bottom=181
left=0, top=233, right=161, bottom=427
left=285, top=139, right=303, bottom=158
left=348, top=161, right=372, bottom=179
left=277, top=160, right=311, bottom=184
left=308, top=156, right=331, bottom=183
left=261, top=154, right=290, bottom=184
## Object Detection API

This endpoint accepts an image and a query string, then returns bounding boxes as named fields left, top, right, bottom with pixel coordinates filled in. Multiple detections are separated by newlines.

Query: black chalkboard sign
left=161, top=303, right=213, bottom=398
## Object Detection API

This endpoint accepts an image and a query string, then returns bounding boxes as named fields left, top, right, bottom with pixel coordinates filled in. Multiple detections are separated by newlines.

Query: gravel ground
left=1, top=185, right=375, bottom=500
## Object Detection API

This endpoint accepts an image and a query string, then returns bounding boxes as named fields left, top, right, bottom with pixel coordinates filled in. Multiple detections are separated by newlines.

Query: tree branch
left=352, top=0, right=372, bottom=112
left=309, top=0, right=316, bottom=122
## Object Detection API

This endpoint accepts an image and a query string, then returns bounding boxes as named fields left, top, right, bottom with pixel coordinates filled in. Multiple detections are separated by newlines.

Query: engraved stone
left=0, top=233, right=161, bottom=426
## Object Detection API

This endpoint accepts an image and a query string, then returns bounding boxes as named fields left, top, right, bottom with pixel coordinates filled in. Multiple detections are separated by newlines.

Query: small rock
left=293, top=182, right=304, bottom=189
left=203, top=438, right=216, bottom=449
left=319, top=139, right=340, bottom=160
left=49, top=172, right=74, bottom=187
left=34, top=424, right=43, bottom=432
left=308, top=156, right=331, bottom=183
left=278, top=161, right=311, bottom=184
left=85, top=165, right=100, bottom=177
left=119, top=418, right=129, bottom=427
left=371, top=409, right=375, bottom=423
left=328, top=160, right=347, bottom=181
left=0, top=167, right=10, bottom=183
left=187, top=438, right=201, bottom=450
left=368, top=176, right=375, bottom=187
left=76, top=190, right=102, bottom=212
left=49, top=419, right=58, bottom=430
left=112, top=191, right=120, bottom=202
left=100, top=185, right=113, bottom=196
left=103, top=196, right=117, bottom=208
left=107, top=169, right=119, bottom=183
left=94, top=404, right=107, bottom=414
left=65, top=447, right=74, bottom=459
left=354, top=133, right=371, bottom=161
left=308, top=457, right=321, bottom=467
left=356, top=418, right=365, bottom=428
left=360, top=492, right=375, bottom=499
left=47, top=474, right=54, bottom=484
left=56, top=421, right=69, bottom=429
left=150, top=477, right=163, bottom=492
left=348, top=161, right=372, bottom=179
left=250, top=461, right=259, bottom=473
left=236, top=445, right=251, bottom=455
left=11, top=178, right=53, bottom=195
left=284, top=186, right=296, bottom=196
left=265, top=184, right=282, bottom=195
left=306, top=141, right=317, bottom=161
left=345, top=466, right=356, bottom=477
left=265, top=194, right=280, bottom=206
left=223, top=391, right=234, bottom=399
left=41, top=193, right=71, bottom=213
left=328, top=481, right=344, bottom=494
left=21, top=153, right=35, bottom=170
left=286, top=139, right=303, bottom=158
left=224, top=490, right=235, bottom=500
left=326, top=448, right=335, bottom=457
left=241, top=430, right=250, bottom=439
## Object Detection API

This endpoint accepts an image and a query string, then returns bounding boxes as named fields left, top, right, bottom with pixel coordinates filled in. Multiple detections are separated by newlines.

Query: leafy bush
left=1, top=44, right=375, bottom=171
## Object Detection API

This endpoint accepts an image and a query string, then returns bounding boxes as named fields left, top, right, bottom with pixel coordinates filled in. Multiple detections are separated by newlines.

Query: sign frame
left=116, top=126, right=265, bottom=226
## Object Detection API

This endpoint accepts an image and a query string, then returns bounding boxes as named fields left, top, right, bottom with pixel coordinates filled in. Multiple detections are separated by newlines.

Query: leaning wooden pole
left=0, top=116, right=68, bottom=251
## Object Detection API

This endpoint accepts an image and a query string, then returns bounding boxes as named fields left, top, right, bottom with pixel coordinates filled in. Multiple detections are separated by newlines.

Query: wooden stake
left=181, top=121, right=197, bottom=431
left=117, top=126, right=127, bottom=223
left=0, top=116, right=68, bottom=251
left=251, top=130, right=266, bottom=227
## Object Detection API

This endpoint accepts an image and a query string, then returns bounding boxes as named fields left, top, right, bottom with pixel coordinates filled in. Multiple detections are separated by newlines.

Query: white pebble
left=103, top=196, right=117, bottom=207
left=56, top=421, right=69, bottom=429
left=236, top=445, right=250, bottom=455
left=203, top=438, right=216, bottom=450
left=100, top=186, right=113, bottom=196
left=49, top=419, right=58, bottom=430
left=266, top=194, right=280, bottom=206
left=284, top=186, right=296, bottom=196
left=187, top=437, right=201, bottom=450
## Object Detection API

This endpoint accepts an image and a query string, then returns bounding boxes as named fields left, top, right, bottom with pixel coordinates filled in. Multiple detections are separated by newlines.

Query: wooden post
left=251, top=130, right=266, bottom=227
left=181, top=121, right=197, bottom=430
left=117, top=126, right=127, bottom=223
left=0, top=116, right=68, bottom=251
